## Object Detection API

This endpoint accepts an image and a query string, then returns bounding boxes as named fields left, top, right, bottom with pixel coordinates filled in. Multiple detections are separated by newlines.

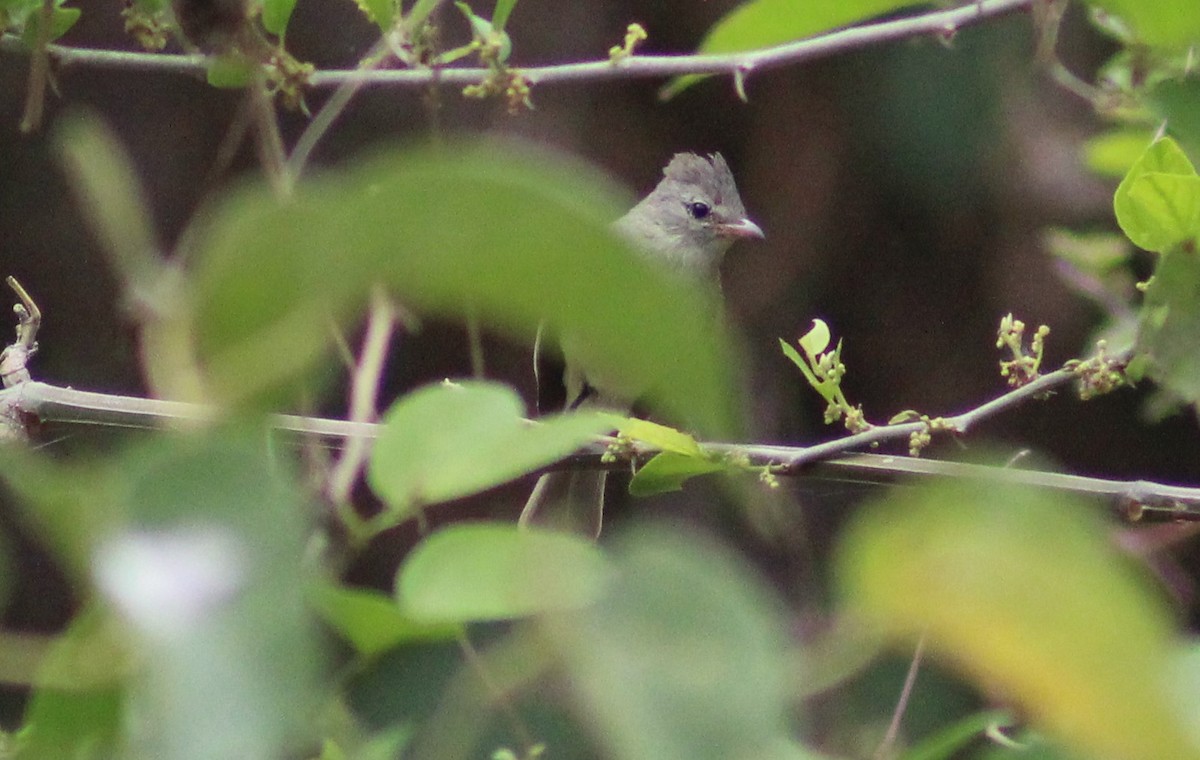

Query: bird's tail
left=519, top=469, right=607, bottom=539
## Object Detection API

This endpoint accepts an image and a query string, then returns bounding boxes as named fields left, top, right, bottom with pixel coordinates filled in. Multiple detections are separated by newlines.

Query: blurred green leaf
left=663, top=0, right=917, bottom=98
left=1154, top=78, right=1200, bottom=164
left=261, top=0, right=296, bottom=36
left=206, top=54, right=255, bottom=88
left=541, top=525, right=807, bottom=760
left=310, top=583, right=460, bottom=657
left=1138, top=246, right=1200, bottom=405
left=1113, top=137, right=1200, bottom=253
left=352, top=0, right=395, bottom=30
left=628, top=451, right=727, bottom=497
left=395, top=522, right=613, bottom=622
left=20, top=608, right=127, bottom=759
left=836, top=477, right=1199, bottom=760
left=17, top=0, right=79, bottom=42
left=492, top=0, right=516, bottom=31
left=129, top=0, right=167, bottom=13
left=611, top=416, right=703, bottom=457
left=54, top=114, right=163, bottom=294
left=900, top=709, right=1012, bottom=760
left=0, top=444, right=124, bottom=578
left=188, top=141, right=744, bottom=435
left=1087, top=0, right=1200, bottom=48
left=367, top=381, right=612, bottom=519
left=1082, top=128, right=1155, bottom=179
left=85, top=430, right=325, bottom=760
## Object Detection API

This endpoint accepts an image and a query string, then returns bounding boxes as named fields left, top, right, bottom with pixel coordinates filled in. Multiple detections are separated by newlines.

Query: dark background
left=1, top=0, right=1198, bottom=736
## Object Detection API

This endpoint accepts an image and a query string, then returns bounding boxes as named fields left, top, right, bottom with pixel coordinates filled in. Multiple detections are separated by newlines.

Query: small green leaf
left=354, top=0, right=395, bottom=30
left=1137, top=246, right=1200, bottom=404
left=310, top=584, right=459, bottom=656
left=20, top=3, right=79, bottom=43
left=261, top=0, right=297, bottom=36
left=396, top=522, right=613, bottom=622
left=902, top=709, right=1014, bottom=760
left=491, top=0, right=516, bottom=31
left=1113, top=137, right=1200, bottom=253
left=628, top=451, right=728, bottom=497
left=836, top=477, right=1199, bottom=760
left=206, top=54, right=255, bottom=88
left=798, top=318, right=831, bottom=356
left=610, top=417, right=703, bottom=457
left=368, top=381, right=612, bottom=518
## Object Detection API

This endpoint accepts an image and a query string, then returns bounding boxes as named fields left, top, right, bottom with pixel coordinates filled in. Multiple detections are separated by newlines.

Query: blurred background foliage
left=2, top=1, right=1200, bottom=758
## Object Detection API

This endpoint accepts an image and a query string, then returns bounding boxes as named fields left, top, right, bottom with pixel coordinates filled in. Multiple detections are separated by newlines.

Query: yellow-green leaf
left=836, top=477, right=1199, bottom=760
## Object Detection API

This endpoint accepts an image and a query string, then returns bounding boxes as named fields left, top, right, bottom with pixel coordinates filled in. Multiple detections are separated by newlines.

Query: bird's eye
left=686, top=201, right=711, bottom=220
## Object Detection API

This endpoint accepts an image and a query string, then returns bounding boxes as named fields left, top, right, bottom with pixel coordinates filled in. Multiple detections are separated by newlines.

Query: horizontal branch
left=5, top=378, right=1198, bottom=522
left=0, top=0, right=1035, bottom=90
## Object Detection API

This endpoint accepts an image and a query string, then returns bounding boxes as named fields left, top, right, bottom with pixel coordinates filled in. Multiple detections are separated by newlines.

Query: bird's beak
left=717, top=217, right=765, bottom=240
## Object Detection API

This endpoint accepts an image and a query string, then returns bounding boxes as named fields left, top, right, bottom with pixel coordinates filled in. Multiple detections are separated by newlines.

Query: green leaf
left=206, top=53, right=255, bottom=88
left=353, top=0, right=395, bottom=30
left=20, top=606, right=131, bottom=758
left=1087, top=0, right=1200, bottom=48
left=541, top=525, right=807, bottom=760
left=20, top=3, right=79, bottom=42
left=662, top=0, right=918, bottom=98
left=1153, top=78, right=1200, bottom=164
left=261, top=0, right=297, bottom=36
left=368, top=381, right=613, bottom=518
left=628, top=451, right=728, bottom=497
left=395, top=522, right=613, bottom=622
left=1113, top=137, right=1200, bottom=252
left=188, top=141, right=744, bottom=434
left=491, top=0, right=516, bottom=31
left=310, top=584, right=460, bottom=657
left=900, top=709, right=1012, bottom=760
left=798, top=318, right=830, bottom=356
left=836, top=477, right=1199, bottom=760
left=1137, top=246, right=1200, bottom=404
left=1082, top=128, right=1155, bottom=179
left=611, top=416, right=703, bottom=457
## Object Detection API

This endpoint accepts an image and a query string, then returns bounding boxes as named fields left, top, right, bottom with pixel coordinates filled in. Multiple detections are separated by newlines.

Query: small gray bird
left=520, top=152, right=763, bottom=538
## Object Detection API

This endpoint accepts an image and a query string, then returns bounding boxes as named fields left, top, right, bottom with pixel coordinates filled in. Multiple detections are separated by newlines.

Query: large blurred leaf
left=367, top=381, right=612, bottom=519
left=396, top=522, right=612, bottom=622
left=86, top=430, right=325, bottom=760
left=1137, top=246, right=1200, bottom=405
left=836, top=477, right=1200, bottom=760
left=541, top=524, right=810, bottom=760
left=188, top=141, right=743, bottom=435
left=663, top=0, right=918, bottom=98
left=1113, top=137, right=1200, bottom=253
left=1088, top=0, right=1200, bottom=48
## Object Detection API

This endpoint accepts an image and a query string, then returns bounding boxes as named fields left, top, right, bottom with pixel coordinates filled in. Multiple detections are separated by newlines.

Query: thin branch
left=1, top=0, right=1035, bottom=90
left=873, top=634, right=927, bottom=760
left=325, top=288, right=396, bottom=507
left=6, top=377, right=1200, bottom=520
